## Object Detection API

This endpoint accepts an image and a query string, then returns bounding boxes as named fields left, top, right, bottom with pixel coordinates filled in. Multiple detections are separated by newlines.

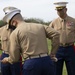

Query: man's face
left=56, top=7, right=67, bottom=18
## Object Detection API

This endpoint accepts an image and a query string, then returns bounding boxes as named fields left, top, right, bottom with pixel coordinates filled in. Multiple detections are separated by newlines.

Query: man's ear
left=12, top=20, right=18, bottom=26
left=65, top=8, right=67, bottom=11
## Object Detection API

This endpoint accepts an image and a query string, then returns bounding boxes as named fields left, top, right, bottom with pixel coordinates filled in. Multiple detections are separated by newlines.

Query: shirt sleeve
left=49, top=21, right=54, bottom=28
left=8, top=31, right=21, bottom=64
left=44, top=25, right=60, bottom=54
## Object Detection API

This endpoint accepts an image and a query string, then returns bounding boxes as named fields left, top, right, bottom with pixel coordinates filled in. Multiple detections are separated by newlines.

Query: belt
left=2, top=51, right=9, bottom=54
left=60, top=43, right=74, bottom=47
left=25, top=53, right=48, bottom=60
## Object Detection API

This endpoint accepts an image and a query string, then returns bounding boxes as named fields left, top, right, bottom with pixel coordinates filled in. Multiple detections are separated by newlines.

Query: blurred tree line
left=0, top=20, right=7, bottom=27
left=0, top=18, right=51, bottom=26
left=24, top=18, right=51, bottom=26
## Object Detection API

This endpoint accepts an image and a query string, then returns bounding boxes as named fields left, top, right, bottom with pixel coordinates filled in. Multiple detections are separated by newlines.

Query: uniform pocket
left=56, top=27, right=62, bottom=34
left=67, top=26, right=75, bottom=31
left=57, top=27, right=62, bottom=30
left=23, top=60, right=35, bottom=70
left=23, top=63, right=34, bottom=75
left=1, top=37, right=8, bottom=49
left=54, top=26, right=62, bottom=31
left=24, top=64, right=34, bottom=70
left=1, top=37, right=8, bottom=41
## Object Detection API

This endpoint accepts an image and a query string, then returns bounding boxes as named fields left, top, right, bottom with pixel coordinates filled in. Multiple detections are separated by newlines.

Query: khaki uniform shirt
left=0, top=25, right=12, bottom=54
left=7, top=22, right=59, bottom=64
left=49, top=15, right=75, bottom=44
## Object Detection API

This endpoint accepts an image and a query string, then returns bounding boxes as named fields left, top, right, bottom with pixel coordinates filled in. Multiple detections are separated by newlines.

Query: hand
left=51, top=57, right=58, bottom=62
left=50, top=53, right=58, bottom=62
left=1, top=57, right=9, bottom=64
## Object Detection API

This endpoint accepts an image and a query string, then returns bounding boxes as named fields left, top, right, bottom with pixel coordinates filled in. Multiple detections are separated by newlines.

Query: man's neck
left=60, top=14, right=67, bottom=19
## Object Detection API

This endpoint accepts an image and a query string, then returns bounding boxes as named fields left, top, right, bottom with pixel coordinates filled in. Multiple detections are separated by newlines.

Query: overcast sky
left=0, top=0, right=75, bottom=22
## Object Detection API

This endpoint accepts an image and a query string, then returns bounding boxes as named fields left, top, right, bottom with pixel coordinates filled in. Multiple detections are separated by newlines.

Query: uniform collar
left=59, top=15, right=68, bottom=22
left=6, top=24, right=9, bottom=30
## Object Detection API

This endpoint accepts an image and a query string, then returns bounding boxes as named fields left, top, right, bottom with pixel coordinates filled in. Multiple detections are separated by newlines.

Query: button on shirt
left=49, top=16, right=75, bottom=44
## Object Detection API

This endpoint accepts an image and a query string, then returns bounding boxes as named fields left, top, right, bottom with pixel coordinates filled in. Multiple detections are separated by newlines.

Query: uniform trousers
left=22, top=56, right=55, bottom=75
left=56, top=45, right=75, bottom=75
left=1, top=53, right=22, bottom=75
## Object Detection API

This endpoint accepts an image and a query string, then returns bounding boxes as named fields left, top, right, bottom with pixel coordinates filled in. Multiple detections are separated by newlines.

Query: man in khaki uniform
left=49, top=2, right=75, bottom=75
left=2, top=7, right=59, bottom=75
left=0, top=7, right=22, bottom=75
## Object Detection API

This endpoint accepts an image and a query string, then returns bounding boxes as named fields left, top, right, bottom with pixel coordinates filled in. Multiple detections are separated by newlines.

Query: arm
left=2, top=31, right=21, bottom=64
left=0, top=27, right=3, bottom=50
left=44, top=25, right=60, bottom=54
left=44, top=25, right=59, bottom=62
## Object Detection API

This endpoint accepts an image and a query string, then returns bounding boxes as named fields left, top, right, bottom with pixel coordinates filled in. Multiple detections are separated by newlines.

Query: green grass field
left=47, top=39, right=67, bottom=75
